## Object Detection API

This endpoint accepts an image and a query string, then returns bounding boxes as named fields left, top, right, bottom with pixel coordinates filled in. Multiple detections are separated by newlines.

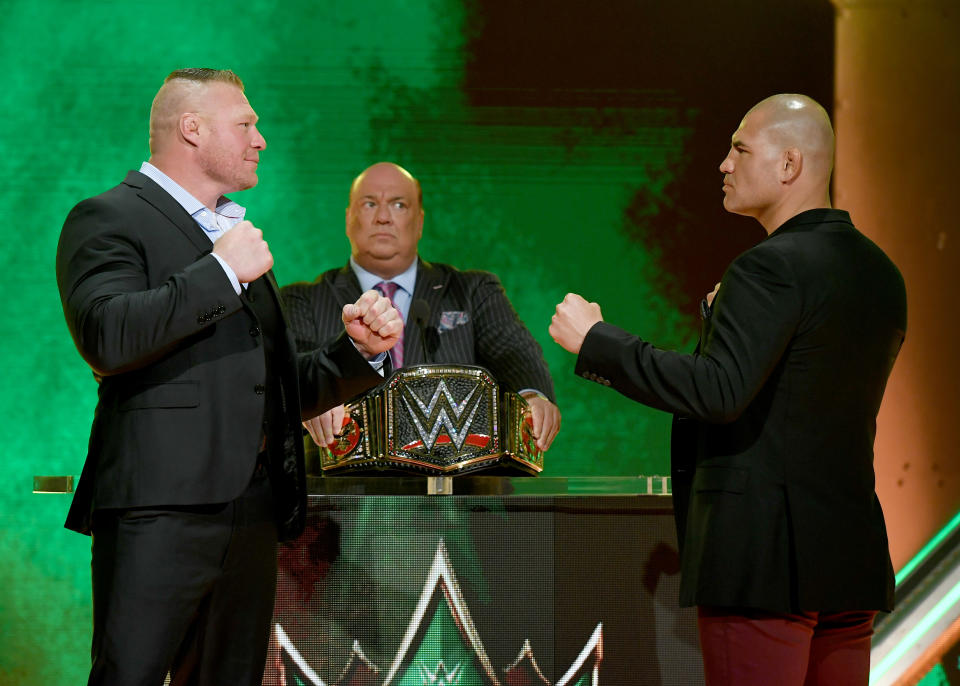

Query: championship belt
left=318, top=364, right=544, bottom=475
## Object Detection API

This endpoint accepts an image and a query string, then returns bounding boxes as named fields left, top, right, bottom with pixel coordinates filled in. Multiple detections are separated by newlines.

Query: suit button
left=250, top=326, right=260, bottom=337
left=254, top=384, right=266, bottom=395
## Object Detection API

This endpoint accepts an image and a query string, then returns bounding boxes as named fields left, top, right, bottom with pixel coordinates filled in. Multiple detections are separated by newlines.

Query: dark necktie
left=375, top=281, right=404, bottom=368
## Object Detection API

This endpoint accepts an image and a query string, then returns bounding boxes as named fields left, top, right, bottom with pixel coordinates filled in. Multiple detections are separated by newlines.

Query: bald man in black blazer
left=551, top=95, right=906, bottom=686
left=282, top=162, right=560, bottom=452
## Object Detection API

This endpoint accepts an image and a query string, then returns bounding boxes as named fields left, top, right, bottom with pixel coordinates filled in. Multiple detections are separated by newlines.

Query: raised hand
left=212, top=220, right=273, bottom=283
left=549, top=293, right=604, bottom=355
left=343, top=290, right=403, bottom=358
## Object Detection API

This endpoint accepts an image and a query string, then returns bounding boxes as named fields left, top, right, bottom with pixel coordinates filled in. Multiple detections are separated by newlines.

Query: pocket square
left=438, top=311, right=469, bottom=332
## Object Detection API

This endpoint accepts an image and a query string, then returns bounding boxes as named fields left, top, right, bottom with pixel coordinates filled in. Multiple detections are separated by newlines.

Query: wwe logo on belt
left=400, top=380, right=484, bottom=452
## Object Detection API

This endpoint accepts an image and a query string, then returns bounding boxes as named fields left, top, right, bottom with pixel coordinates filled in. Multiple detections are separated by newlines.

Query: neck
left=148, top=154, right=222, bottom=209
left=757, top=189, right=832, bottom=234
left=355, top=256, right=416, bottom=281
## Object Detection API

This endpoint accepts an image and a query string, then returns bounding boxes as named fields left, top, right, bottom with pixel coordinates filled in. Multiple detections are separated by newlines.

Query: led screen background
left=0, top=0, right=832, bottom=680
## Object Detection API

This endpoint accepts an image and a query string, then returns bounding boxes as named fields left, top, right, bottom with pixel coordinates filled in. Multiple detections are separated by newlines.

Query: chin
left=237, top=174, right=258, bottom=191
left=722, top=197, right=743, bottom=215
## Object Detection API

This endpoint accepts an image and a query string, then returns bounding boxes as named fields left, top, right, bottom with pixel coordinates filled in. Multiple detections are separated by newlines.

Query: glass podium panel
left=267, top=477, right=703, bottom=685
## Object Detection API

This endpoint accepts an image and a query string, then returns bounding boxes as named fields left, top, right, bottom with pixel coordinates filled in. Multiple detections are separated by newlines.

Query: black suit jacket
left=577, top=209, right=906, bottom=612
left=56, top=171, right=381, bottom=541
left=281, top=259, right=556, bottom=401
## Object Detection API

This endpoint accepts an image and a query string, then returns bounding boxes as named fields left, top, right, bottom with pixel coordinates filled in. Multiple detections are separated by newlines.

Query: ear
left=179, top=113, right=202, bottom=146
left=781, top=148, right=802, bottom=184
left=416, top=208, right=424, bottom=241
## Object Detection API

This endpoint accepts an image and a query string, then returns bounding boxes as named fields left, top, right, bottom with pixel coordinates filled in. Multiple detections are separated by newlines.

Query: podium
left=267, top=475, right=704, bottom=686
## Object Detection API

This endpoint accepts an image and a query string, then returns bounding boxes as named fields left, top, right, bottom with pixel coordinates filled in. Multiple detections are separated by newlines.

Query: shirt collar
left=138, top=162, right=246, bottom=222
left=349, top=257, right=418, bottom=295
left=768, top=208, right=852, bottom=239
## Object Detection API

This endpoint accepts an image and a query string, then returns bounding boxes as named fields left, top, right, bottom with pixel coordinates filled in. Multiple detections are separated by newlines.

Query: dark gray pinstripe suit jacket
left=280, top=258, right=556, bottom=402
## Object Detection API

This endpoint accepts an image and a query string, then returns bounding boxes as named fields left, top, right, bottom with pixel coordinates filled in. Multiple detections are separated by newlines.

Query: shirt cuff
left=347, top=336, right=388, bottom=376
left=210, top=253, right=242, bottom=295
left=368, top=352, right=387, bottom=376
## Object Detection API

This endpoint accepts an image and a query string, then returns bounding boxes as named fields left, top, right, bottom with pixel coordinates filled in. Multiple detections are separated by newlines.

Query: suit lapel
left=407, top=259, right=448, bottom=366
left=263, top=270, right=285, bottom=321
left=332, top=264, right=363, bottom=306
left=125, top=171, right=213, bottom=255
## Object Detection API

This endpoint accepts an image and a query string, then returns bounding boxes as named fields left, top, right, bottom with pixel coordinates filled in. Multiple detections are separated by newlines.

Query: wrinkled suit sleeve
left=576, top=245, right=801, bottom=423
left=55, top=196, right=242, bottom=378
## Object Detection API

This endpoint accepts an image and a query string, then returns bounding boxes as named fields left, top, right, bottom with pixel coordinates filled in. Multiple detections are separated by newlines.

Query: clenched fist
left=212, top=220, right=273, bottom=283
left=549, top=293, right=604, bottom=355
left=343, top=290, right=403, bottom=358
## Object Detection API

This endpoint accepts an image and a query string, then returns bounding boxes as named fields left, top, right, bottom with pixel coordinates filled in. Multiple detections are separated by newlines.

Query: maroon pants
left=697, top=606, right=878, bottom=686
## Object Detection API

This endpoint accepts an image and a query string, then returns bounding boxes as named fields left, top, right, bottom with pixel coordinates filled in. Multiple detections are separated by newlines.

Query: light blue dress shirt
left=348, top=257, right=417, bottom=323
left=139, top=162, right=244, bottom=293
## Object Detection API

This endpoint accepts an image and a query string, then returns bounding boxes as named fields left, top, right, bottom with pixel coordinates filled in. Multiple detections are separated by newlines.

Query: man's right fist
left=212, top=220, right=273, bottom=283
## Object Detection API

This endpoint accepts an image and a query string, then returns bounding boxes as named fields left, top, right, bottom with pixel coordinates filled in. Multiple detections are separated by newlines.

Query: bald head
left=349, top=162, right=423, bottom=210
left=148, top=68, right=244, bottom=155
left=747, top=94, right=835, bottom=181
left=345, top=162, right=424, bottom=279
left=719, top=94, right=835, bottom=232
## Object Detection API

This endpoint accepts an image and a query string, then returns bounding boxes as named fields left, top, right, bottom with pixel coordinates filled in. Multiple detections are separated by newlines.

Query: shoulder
left=63, top=172, right=173, bottom=240
left=421, top=260, right=500, bottom=285
left=281, top=265, right=346, bottom=293
left=66, top=174, right=139, bottom=217
left=728, top=222, right=806, bottom=277
left=280, top=266, right=354, bottom=314
left=60, top=177, right=153, bottom=255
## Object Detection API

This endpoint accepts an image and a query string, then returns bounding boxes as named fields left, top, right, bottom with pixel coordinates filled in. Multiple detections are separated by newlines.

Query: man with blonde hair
left=551, top=94, right=906, bottom=685
left=56, top=68, right=401, bottom=685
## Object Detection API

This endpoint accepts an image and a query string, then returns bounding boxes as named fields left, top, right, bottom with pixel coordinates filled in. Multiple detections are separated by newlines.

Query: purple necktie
left=375, top=281, right=403, bottom=368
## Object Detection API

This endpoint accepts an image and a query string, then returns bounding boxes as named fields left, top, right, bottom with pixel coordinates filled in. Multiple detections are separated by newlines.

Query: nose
left=374, top=203, right=391, bottom=223
left=251, top=126, right=266, bottom=150
left=719, top=150, right=734, bottom=174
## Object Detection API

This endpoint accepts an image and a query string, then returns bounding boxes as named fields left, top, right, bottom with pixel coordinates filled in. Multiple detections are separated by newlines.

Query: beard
left=199, top=138, right=258, bottom=195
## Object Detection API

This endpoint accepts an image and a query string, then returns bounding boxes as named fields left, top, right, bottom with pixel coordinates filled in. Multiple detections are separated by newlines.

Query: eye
left=392, top=201, right=407, bottom=210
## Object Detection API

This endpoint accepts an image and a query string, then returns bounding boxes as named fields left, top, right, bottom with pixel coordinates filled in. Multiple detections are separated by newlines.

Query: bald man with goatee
left=56, top=68, right=401, bottom=685
left=550, top=94, right=906, bottom=685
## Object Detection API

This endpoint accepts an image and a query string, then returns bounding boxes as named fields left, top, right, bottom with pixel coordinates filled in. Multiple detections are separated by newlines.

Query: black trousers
left=88, top=469, right=278, bottom=686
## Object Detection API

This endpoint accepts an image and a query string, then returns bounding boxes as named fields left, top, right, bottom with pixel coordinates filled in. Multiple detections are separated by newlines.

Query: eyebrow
left=360, top=194, right=409, bottom=202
